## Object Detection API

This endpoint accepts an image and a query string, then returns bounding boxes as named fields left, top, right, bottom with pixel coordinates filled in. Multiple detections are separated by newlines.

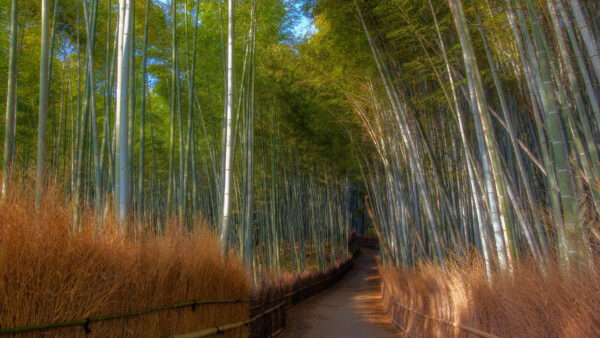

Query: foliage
left=0, top=178, right=249, bottom=337
left=381, top=255, right=600, bottom=336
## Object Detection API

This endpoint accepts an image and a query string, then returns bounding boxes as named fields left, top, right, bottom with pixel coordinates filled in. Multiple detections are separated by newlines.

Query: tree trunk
left=2, top=0, right=18, bottom=198
left=35, top=0, right=51, bottom=206
left=220, top=0, right=235, bottom=255
left=115, top=0, right=133, bottom=223
left=138, top=0, right=150, bottom=217
left=244, top=1, right=256, bottom=268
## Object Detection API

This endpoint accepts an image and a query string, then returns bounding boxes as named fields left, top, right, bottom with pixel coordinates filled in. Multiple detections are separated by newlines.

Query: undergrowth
left=381, top=255, right=600, bottom=337
left=0, top=181, right=249, bottom=337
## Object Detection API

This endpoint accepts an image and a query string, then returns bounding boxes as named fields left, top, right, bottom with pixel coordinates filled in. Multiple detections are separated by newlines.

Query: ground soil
left=281, top=248, right=401, bottom=337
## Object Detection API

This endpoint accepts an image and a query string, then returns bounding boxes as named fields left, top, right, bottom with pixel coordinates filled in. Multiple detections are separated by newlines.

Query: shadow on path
left=282, top=248, right=401, bottom=337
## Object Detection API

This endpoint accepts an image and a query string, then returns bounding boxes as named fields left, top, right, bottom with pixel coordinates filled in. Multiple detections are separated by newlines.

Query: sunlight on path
left=282, top=248, right=401, bottom=337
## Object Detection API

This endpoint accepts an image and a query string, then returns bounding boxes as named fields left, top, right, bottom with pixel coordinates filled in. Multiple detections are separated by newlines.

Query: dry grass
left=380, top=255, right=600, bottom=337
left=253, top=242, right=359, bottom=301
left=0, top=181, right=249, bottom=337
left=253, top=259, right=349, bottom=300
left=250, top=250, right=356, bottom=337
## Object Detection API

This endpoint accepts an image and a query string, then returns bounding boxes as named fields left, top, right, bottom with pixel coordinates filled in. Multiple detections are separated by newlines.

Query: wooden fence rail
left=382, top=284, right=499, bottom=338
left=1, top=243, right=362, bottom=337
left=0, top=299, right=252, bottom=335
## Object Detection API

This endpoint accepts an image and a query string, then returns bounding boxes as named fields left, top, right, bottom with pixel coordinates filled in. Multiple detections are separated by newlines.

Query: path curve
left=282, top=248, right=400, bottom=337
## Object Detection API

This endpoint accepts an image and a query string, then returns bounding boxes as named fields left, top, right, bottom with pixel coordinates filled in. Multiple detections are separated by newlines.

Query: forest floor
left=282, top=248, right=400, bottom=337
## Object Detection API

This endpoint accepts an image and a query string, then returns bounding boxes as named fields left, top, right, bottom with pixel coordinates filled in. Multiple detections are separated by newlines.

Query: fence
left=249, top=257, right=355, bottom=337
left=0, top=299, right=251, bottom=336
left=381, top=279, right=499, bottom=338
left=0, top=251, right=359, bottom=337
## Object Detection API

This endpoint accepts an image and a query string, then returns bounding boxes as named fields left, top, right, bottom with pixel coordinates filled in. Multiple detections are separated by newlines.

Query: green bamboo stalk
left=568, top=0, right=600, bottom=85
left=449, top=0, right=509, bottom=270
left=54, top=62, right=66, bottom=182
left=521, top=0, right=580, bottom=265
left=138, top=0, right=150, bottom=217
left=473, top=2, right=547, bottom=262
left=555, top=0, right=600, bottom=130
left=115, top=0, right=133, bottom=223
left=220, top=0, right=235, bottom=255
left=2, top=0, right=18, bottom=198
left=427, top=0, right=491, bottom=276
left=244, top=1, right=256, bottom=268
left=35, top=0, right=52, bottom=207
left=355, top=0, right=445, bottom=266
left=128, top=1, right=136, bottom=214
left=167, top=0, right=177, bottom=216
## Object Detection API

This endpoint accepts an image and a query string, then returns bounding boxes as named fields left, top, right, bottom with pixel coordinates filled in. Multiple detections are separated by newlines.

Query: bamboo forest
left=1, top=0, right=600, bottom=336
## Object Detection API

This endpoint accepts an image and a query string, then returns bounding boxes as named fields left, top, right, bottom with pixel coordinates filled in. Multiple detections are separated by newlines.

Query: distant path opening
left=282, top=248, right=400, bottom=337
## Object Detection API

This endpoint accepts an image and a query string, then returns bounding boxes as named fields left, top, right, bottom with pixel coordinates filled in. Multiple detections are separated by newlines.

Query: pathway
left=282, top=248, right=400, bottom=337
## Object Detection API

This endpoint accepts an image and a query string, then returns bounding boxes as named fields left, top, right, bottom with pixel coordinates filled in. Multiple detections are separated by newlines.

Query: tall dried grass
left=0, top=181, right=249, bottom=337
left=250, top=253, right=356, bottom=338
left=380, top=255, right=600, bottom=337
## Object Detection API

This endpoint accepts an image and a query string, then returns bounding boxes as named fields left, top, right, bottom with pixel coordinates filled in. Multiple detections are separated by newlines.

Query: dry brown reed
left=380, top=254, right=600, bottom=337
left=253, top=259, right=347, bottom=301
left=250, top=252, right=356, bottom=338
left=0, top=181, right=249, bottom=337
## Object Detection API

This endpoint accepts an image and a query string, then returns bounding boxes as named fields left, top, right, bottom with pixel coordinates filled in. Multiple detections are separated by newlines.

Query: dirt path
left=282, top=248, right=400, bottom=337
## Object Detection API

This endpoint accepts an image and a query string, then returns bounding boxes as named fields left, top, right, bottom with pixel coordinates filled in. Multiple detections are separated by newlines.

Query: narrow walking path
left=282, top=248, right=400, bottom=337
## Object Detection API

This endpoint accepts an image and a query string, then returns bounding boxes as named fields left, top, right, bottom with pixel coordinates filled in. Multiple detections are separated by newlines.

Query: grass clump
left=381, top=256, right=600, bottom=337
left=0, top=181, right=249, bottom=337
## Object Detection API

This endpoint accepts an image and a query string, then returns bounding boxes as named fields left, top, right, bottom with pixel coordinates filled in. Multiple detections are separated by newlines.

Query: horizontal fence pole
left=171, top=301, right=286, bottom=338
left=1, top=251, right=358, bottom=335
left=0, top=298, right=252, bottom=335
left=270, top=327, right=284, bottom=337
left=389, top=295, right=499, bottom=338
left=250, top=259, right=354, bottom=310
